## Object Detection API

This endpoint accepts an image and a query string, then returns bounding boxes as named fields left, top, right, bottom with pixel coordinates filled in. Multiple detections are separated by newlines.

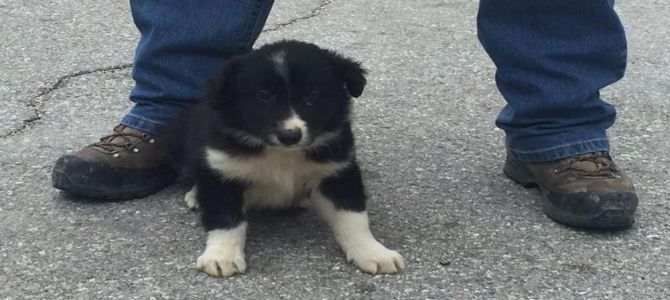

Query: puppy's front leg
left=313, top=163, right=405, bottom=274
left=193, top=167, right=248, bottom=277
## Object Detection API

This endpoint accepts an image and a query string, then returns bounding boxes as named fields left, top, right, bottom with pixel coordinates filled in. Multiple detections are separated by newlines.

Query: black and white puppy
left=178, top=40, right=404, bottom=277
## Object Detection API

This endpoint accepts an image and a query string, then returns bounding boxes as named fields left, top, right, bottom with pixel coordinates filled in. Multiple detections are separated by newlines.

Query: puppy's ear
left=327, top=52, right=367, bottom=98
left=205, top=61, right=237, bottom=110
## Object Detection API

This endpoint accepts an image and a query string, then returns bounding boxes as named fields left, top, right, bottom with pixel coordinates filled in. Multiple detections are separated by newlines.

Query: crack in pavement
left=0, top=64, right=132, bottom=139
left=263, top=0, right=333, bottom=32
left=1, top=0, right=333, bottom=139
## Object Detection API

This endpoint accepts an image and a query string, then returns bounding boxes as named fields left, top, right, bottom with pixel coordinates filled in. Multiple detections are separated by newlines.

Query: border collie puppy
left=178, top=40, right=405, bottom=277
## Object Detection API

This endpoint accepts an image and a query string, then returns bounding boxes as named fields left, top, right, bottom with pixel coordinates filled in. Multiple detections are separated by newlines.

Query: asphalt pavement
left=1, top=0, right=669, bottom=299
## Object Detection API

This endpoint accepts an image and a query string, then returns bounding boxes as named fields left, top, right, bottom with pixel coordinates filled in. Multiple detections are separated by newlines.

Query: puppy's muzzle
left=275, top=128, right=303, bottom=146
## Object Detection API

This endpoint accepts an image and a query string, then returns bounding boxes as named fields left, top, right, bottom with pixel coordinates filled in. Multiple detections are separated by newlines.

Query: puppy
left=177, top=40, right=405, bottom=277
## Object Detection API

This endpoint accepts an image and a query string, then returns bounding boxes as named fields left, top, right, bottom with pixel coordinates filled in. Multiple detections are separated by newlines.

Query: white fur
left=206, top=147, right=350, bottom=209
left=272, top=50, right=289, bottom=81
left=184, top=187, right=198, bottom=210
left=197, top=223, right=248, bottom=277
left=281, top=112, right=306, bottom=131
left=313, top=191, right=405, bottom=274
left=279, top=111, right=309, bottom=145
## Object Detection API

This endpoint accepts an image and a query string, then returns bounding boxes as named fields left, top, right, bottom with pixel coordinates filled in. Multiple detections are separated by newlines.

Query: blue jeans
left=121, top=0, right=274, bottom=136
left=478, top=0, right=626, bottom=162
left=121, top=0, right=627, bottom=163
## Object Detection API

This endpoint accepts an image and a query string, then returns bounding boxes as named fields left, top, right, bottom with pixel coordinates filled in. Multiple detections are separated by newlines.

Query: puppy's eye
left=304, top=91, right=320, bottom=106
left=257, top=90, right=275, bottom=103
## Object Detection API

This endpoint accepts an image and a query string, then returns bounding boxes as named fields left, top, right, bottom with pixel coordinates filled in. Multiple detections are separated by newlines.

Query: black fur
left=170, top=40, right=369, bottom=232
left=305, top=124, right=356, bottom=163
left=319, top=163, right=367, bottom=212
left=193, top=161, right=247, bottom=230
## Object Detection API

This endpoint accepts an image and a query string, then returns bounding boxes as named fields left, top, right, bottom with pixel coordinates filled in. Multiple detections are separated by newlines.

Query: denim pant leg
left=121, top=0, right=275, bottom=135
left=477, top=0, right=627, bottom=162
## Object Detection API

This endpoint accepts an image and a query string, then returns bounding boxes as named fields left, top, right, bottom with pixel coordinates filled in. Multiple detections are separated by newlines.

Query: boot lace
left=553, top=152, right=620, bottom=178
left=90, top=126, right=154, bottom=156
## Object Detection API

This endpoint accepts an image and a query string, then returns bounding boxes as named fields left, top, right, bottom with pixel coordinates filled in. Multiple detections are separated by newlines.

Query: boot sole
left=503, top=161, right=636, bottom=229
left=52, top=169, right=174, bottom=201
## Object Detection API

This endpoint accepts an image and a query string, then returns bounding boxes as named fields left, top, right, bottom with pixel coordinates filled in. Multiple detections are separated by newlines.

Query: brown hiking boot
left=52, top=125, right=177, bottom=200
left=504, top=152, right=638, bottom=228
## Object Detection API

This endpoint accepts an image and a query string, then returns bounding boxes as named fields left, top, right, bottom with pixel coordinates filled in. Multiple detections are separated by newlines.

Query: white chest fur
left=205, top=147, right=350, bottom=209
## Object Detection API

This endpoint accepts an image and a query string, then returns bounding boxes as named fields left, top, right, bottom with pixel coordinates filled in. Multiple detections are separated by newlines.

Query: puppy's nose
left=276, top=128, right=303, bottom=146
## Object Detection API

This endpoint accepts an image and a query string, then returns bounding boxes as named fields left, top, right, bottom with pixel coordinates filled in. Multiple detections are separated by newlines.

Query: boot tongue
left=571, top=161, right=600, bottom=173
left=568, top=152, right=614, bottom=175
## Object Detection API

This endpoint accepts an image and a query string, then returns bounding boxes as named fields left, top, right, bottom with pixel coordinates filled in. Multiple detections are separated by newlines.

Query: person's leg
left=478, top=0, right=625, bottom=161
left=477, top=0, right=638, bottom=228
left=52, top=0, right=275, bottom=200
left=123, top=0, right=275, bottom=135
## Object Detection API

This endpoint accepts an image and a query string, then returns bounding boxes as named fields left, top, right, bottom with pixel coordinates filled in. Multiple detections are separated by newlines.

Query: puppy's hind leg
left=313, top=163, right=405, bottom=274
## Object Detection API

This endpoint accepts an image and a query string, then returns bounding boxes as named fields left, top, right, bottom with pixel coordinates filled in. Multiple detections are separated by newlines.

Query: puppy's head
left=206, top=40, right=366, bottom=149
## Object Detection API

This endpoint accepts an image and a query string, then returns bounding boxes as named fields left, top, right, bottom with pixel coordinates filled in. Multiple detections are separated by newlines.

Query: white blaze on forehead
left=271, top=50, right=289, bottom=80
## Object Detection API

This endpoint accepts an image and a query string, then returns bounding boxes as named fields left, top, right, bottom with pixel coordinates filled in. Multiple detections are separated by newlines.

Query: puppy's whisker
left=309, top=130, right=342, bottom=148
left=220, top=128, right=266, bottom=147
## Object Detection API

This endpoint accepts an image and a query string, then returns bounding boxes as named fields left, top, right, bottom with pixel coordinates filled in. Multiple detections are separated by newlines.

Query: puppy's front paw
left=196, top=245, right=246, bottom=277
left=346, top=241, right=405, bottom=274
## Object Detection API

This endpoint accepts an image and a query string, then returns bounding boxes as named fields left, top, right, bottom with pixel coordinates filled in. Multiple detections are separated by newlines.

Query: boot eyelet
left=112, top=153, right=120, bottom=158
left=148, top=138, right=155, bottom=144
left=133, top=148, right=140, bottom=153
left=553, top=168, right=560, bottom=173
